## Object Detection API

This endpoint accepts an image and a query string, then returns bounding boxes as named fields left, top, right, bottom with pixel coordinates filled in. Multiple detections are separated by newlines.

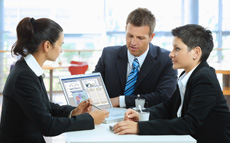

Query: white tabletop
left=65, top=123, right=196, bottom=143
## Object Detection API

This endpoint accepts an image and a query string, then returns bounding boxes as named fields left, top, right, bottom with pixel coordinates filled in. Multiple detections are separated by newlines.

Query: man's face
left=126, top=23, right=155, bottom=57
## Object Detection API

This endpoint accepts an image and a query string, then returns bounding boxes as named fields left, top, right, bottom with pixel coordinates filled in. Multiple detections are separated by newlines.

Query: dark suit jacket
left=94, top=43, right=177, bottom=107
left=138, top=61, right=230, bottom=143
left=0, top=59, right=94, bottom=143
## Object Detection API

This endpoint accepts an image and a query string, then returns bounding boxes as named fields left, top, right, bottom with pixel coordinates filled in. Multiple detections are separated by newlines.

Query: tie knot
left=133, top=58, right=139, bottom=68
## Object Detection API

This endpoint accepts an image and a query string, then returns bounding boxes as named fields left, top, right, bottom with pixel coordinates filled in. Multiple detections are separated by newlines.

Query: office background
left=0, top=0, right=230, bottom=94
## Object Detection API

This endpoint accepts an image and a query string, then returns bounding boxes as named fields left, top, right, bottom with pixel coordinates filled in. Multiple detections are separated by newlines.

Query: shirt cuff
left=69, top=110, right=74, bottom=118
left=119, top=95, right=126, bottom=108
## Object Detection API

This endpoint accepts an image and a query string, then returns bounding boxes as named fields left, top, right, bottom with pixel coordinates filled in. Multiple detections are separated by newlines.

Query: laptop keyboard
left=102, top=108, right=127, bottom=123
left=107, top=108, right=127, bottom=116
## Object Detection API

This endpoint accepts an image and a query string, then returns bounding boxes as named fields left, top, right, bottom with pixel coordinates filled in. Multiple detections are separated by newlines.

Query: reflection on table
left=65, top=123, right=196, bottom=143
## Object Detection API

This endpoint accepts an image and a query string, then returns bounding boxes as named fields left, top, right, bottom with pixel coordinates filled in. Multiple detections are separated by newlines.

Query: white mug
left=139, top=112, right=150, bottom=121
left=135, top=99, right=145, bottom=110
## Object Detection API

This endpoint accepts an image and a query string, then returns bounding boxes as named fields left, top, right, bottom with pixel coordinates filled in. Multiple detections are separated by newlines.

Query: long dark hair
left=12, top=17, right=63, bottom=57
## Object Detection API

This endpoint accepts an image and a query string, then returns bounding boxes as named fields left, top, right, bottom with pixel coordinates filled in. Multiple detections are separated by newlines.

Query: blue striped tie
left=124, top=58, right=139, bottom=95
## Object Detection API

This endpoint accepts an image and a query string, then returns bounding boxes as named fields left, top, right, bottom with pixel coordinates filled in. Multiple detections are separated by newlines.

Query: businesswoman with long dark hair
left=113, top=24, right=230, bottom=143
left=0, top=17, right=109, bottom=143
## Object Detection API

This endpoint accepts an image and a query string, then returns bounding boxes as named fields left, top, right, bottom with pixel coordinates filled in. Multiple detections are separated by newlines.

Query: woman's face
left=169, top=36, right=197, bottom=73
left=47, top=32, right=64, bottom=61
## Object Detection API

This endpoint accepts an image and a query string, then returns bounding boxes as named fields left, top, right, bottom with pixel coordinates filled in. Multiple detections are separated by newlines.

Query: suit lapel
left=38, top=76, right=53, bottom=113
left=38, top=76, right=50, bottom=101
left=135, top=43, right=157, bottom=88
left=38, top=76, right=52, bottom=113
left=115, top=46, right=128, bottom=91
left=181, top=61, right=209, bottom=116
left=173, top=85, right=182, bottom=117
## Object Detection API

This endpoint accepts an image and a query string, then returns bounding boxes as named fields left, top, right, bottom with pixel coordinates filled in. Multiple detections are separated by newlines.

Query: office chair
left=68, top=61, right=88, bottom=75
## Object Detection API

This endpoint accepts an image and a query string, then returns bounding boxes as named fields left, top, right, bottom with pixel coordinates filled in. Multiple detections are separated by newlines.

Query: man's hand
left=110, top=97, right=119, bottom=107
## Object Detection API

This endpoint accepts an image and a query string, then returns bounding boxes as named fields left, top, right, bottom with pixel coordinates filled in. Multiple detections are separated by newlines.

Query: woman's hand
left=71, top=99, right=92, bottom=116
left=124, top=109, right=139, bottom=121
left=89, top=110, right=110, bottom=125
left=113, top=120, right=139, bottom=135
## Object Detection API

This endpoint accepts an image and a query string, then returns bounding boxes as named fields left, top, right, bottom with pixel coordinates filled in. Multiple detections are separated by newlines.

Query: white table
left=65, top=123, right=196, bottom=143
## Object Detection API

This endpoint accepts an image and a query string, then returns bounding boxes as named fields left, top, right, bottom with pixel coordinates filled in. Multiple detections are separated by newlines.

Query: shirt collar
left=24, top=54, right=44, bottom=77
left=179, top=64, right=199, bottom=88
left=127, top=44, right=149, bottom=68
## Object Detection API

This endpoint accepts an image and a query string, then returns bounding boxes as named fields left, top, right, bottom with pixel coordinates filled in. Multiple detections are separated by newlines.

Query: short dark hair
left=126, top=8, right=156, bottom=36
left=12, top=17, right=63, bottom=57
left=172, top=24, right=214, bottom=62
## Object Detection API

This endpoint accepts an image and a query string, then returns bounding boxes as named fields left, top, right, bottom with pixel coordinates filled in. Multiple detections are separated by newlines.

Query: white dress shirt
left=177, top=65, right=199, bottom=117
left=119, top=46, right=149, bottom=108
left=24, top=54, right=44, bottom=77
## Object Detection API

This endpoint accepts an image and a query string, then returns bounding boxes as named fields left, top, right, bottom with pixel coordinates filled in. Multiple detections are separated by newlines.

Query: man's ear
left=149, top=33, right=155, bottom=41
left=42, top=41, right=51, bottom=53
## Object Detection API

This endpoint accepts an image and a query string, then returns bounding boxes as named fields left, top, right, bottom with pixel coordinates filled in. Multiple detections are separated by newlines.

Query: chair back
left=68, top=61, right=88, bottom=75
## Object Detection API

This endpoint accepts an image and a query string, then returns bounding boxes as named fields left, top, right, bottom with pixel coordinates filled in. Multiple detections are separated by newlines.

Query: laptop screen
left=59, top=73, right=112, bottom=109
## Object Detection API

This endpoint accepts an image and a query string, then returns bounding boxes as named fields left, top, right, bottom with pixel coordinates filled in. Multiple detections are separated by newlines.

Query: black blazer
left=138, top=61, right=230, bottom=143
left=94, top=43, right=177, bottom=107
left=0, top=59, right=94, bottom=143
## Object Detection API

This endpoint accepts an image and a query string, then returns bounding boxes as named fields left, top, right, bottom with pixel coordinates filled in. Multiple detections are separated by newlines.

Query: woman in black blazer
left=113, top=24, right=230, bottom=143
left=0, top=17, right=109, bottom=143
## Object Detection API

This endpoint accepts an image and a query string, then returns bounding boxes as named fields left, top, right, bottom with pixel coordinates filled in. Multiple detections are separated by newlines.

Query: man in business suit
left=113, top=24, right=230, bottom=143
left=94, top=8, right=177, bottom=108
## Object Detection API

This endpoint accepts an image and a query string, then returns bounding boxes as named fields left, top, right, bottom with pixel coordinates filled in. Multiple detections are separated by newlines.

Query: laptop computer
left=59, top=72, right=127, bottom=123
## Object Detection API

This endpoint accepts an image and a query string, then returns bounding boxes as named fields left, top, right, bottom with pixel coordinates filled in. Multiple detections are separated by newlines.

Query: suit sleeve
left=93, top=48, right=105, bottom=79
left=145, top=88, right=179, bottom=120
left=50, top=102, right=75, bottom=117
left=138, top=68, right=217, bottom=135
left=14, top=72, right=94, bottom=136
